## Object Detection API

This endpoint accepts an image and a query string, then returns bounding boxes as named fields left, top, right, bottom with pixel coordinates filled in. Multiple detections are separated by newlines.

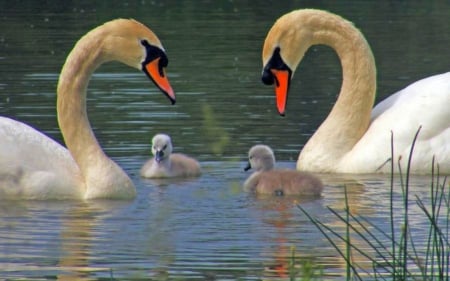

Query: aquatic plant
left=201, top=103, right=230, bottom=156
left=285, top=246, right=324, bottom=280
left=299, top=128, right=449, bottom=280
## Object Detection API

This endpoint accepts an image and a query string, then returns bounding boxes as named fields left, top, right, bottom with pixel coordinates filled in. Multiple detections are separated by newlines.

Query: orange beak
left=145, top=57, right=176, bottom=104
left=271, top=69, right=290, bottom=116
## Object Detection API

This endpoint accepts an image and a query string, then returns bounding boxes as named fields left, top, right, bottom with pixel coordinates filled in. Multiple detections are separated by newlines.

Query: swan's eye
left=163, top=145, right=167, bottom=150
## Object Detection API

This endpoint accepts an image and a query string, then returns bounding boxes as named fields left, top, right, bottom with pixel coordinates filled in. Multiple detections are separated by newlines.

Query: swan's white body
left=0, top=19, right=175, bottom=200
left=262, top=9, right=450, bottom=174
left=0, top=117, right=83, bottom=199
left=343, top=73, right=450, bottom=174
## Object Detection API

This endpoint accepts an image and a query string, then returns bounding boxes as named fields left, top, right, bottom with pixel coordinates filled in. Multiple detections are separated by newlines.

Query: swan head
left=99, top=19, right=176, bottom=104
left=261, top=10, right=315, bottom=115
left=244, top=145, right=275, bottom=172
left=151, top=133, right=173, bottom=163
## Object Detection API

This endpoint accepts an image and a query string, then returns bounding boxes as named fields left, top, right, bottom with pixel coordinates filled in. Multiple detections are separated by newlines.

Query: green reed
left=286, top=246, right=324, bottom=280
left=299, top=127, right=449, bottom=280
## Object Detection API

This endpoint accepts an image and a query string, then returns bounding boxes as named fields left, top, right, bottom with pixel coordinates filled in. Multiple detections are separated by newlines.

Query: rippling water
left=1, top=1, right=449, bottom=280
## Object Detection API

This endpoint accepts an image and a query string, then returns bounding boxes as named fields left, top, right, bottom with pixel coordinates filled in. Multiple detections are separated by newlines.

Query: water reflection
left=57, top=202, right=108, bottom=281
left=0, top=200, right=131, bottom=279
left=1, top=0, right=449, bottom=279
left=0, top=162, right=444, bottom=279
left=249, top=196, right=322, bottom=278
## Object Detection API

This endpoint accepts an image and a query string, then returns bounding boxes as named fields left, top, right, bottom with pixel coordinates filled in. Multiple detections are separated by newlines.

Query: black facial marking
left=261, top=47, right=292, bottom=85
left=140, top=40, right=168, bottom=77
left=155, top=150, right=164, bottom=161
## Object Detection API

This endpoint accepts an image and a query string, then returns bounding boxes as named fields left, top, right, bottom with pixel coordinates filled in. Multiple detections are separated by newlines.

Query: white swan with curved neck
left=261, top=9, right=450, bottom=175
left=0, top=19, right=176, bottom=200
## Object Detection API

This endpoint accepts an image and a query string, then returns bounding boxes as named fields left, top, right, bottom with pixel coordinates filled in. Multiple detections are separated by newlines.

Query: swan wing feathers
left=350, top=72, right=450, bottom=173
left=0, top=117, right=82, bottom=199
left=372, top=72, right=450, bottom=138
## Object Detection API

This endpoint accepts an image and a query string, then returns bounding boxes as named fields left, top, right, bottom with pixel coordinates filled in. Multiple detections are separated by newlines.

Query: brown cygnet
left=244, top=145, right=323, bottom=196
left=140, top=134, right=201, bottom=178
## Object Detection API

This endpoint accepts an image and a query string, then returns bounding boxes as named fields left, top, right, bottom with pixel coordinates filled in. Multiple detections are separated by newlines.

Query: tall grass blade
left=299, top=126, right=449, bottom=280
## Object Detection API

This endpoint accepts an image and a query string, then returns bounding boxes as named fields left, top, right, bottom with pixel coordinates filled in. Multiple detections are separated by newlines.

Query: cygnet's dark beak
left=244, top=162, right=252, bottom=172
left=155, top=150, right=164, bottom=163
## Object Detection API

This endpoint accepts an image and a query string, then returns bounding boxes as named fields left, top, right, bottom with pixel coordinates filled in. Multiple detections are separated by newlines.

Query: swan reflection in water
left=0, top=200, right=135, bottom=279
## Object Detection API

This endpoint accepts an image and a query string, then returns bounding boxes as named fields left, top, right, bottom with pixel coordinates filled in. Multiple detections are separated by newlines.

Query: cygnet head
left=151, top=133, right=173, bottom=163
left=245, top=144, right=275, bottom=172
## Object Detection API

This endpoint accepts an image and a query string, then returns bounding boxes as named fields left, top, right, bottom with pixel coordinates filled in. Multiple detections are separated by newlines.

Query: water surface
left=0, top=1, right=449, bottom=279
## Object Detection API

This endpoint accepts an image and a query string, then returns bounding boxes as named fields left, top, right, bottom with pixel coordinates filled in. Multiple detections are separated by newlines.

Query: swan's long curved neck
left=298, top=13, right=377, bottom=169
left=56, top=28, right=130, bottom=194
left=58, top=30, right=106, bottom=173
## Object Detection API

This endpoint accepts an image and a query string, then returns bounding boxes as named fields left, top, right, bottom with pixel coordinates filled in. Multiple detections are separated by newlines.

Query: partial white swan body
left=243, top=145, right=323, bottom=196
left=0, top=117, right=82, bottom=199
left=0, top=19, right=176, bottom=200
left=140, top=134, right=201, bottom=178
left=348, top=73, right=450, bottom=174
left=261, top=9, right=450, bottom=174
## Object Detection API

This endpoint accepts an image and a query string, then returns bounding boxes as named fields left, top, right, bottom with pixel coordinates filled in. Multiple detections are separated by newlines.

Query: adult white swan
left=0, top=19, right=176, bottom=199
left=261, top=9, right=449, bottom=175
